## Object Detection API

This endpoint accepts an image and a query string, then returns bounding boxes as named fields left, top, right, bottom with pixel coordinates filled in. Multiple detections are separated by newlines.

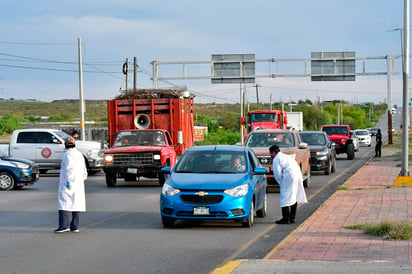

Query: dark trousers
left=281, top=202, right=298, bottom=222
left=375, top=142, right=382, bottom=157
left=58, top=210, right=80, bottom=230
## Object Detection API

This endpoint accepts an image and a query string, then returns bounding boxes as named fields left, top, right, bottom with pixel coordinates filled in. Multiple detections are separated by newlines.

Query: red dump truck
left=245, top=110, right=288, bottom=133
left=103, top=90, right=195, bottom=187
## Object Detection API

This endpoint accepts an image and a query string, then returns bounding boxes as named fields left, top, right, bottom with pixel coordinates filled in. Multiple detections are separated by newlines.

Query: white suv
left=354, top=129, right=372, bottom=147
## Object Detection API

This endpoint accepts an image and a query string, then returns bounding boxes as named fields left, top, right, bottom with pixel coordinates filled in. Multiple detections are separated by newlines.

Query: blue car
left=160, top=145, right=267, bottom=228
left=0, top=151, right=39, bottom=191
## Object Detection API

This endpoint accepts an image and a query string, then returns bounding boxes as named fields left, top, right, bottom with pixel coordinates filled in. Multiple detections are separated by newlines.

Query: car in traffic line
left=349, top=130, right=360, bottom=152
left=244, top=129, right=311, bottom=188
left=0, top=150, right=39, bottom=190
left=160, top=145, right=267, bottom=228
left=354, top=129, right=372, bottom=147
left=299, top=131, right=336, bottom=175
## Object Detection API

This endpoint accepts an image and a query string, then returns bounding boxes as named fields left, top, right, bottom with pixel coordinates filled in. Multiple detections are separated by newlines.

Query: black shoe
left=70, top=229, right=80, bottom=233
left=275, top=219, right=290, bottom=224
left=54, top=228, right=70, bottom=233
left=290, top=219, right=296, bottom=224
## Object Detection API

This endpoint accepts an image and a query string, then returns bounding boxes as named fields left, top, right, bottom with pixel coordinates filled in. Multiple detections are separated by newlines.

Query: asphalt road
left=0, top=128, right=382, bottom=274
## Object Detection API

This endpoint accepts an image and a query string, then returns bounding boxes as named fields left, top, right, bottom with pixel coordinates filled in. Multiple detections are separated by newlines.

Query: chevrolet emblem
left=196, top=191, right=208, bottom=196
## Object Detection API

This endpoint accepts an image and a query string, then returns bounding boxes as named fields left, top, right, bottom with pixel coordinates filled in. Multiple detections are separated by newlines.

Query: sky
left=0, top=0, right=408, bottom=106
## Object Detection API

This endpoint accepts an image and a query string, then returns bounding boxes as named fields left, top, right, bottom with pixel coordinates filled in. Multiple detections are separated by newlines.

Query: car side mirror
left=253, top=167, right=267, bottom=175
left=161, top=166, right=171, bottom=174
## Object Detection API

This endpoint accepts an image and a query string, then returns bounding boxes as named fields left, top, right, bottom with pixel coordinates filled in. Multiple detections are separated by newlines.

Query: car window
left=175, top=150, right=247, bottom=173
left=300, top=133, right=325, bottom=145
left=246, top=132, right=294, bottom=147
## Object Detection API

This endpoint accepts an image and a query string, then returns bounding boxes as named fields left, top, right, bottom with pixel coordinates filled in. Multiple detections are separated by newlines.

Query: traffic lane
left=0, top=172, right=282, bottom=274
left=230, top=137, right=375, bottom=261
left=0, top=141, right=373, bottom=274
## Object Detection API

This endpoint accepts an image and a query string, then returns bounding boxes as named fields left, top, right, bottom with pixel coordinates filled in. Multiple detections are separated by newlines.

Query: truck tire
left=347, top=144, right=355, bottom=160
left=105, top=172, right=117, bottom=187
left=0, top=171, right=14, bottom=191
left=158, top=173, right=165, bottom=186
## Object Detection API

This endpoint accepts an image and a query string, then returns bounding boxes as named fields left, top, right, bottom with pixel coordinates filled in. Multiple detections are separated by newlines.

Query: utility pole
left=133, top=57, right=138, bottom=92
left=77, top=37, right=86, bottom=141
left=400, top=0, right=410, bottom=176
left=254, top=84, right=260, bottom=110
left=123, top=58, right=129, bottom=93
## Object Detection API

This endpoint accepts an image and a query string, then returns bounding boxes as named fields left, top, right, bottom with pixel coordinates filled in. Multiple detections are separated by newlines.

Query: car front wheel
left=0, top=171, right=14, bottom=191
left=242, top=202, right=254, bottom=227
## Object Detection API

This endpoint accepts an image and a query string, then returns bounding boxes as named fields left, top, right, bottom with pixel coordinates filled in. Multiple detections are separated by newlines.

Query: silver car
left=350, top=131, right=360, bottom=152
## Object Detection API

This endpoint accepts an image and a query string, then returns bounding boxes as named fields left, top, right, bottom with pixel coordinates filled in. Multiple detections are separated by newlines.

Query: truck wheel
left=303, top=164, right=311, bottom=188
left=347, top=144, right=355, bottom=160
left=105, top=172, right=117, bottom=187
left=0, top=171, right=14, bottom=191
left=158, top=173, right=165, bottom=187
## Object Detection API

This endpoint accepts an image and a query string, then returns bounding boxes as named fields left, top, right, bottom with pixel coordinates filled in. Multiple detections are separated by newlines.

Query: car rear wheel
left=242, top=202, right=254, bottom=227
left=256, top=193, right=267, bottom=217
left=324, top=160, right=332, bottom=175
left=331, top=157, right=336, bottom=173
left=0, top=171, right=14, bottom=191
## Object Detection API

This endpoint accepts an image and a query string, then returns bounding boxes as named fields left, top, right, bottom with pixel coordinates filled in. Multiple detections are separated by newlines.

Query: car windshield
left=0, top=150, right=7, bottom=157
left=174, top=150, right=247, bottom=173
left=356, top=130, right=369, bottom=135
left=300, top=133, right=326, bottom=145
left=113, top=130, right=166, bottom=147
left=323, top=127, right=348, bottom=134
left=246, top=132, right=294, bottom=147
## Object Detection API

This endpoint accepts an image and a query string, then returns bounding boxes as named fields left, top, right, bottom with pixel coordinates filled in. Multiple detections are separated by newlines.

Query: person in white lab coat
left=269, top=145, right=307, bottom=224
left=54, top=137, right=88, bottom=233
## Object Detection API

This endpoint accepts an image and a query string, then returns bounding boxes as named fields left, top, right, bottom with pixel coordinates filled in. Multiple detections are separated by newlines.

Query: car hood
left=105, top=145, right=164, bottom=154
left=167, top=173, right=249, bottom=190
left=249, top=146, right=297, bottom=156
left=309, top=144, right=326, bottom=152
left=75, top=140, right=102, bottom=150
left=0, top=155, right=35, bottom=165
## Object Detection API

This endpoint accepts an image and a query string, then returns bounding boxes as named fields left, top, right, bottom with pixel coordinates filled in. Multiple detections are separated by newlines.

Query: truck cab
left=103, top=129, right=177, bottom=187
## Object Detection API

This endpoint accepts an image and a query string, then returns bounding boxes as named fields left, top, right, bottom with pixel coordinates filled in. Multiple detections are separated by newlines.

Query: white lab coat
left=58, top=148, right=87, bottom=211
left=272, top=152, right=307, bottom=207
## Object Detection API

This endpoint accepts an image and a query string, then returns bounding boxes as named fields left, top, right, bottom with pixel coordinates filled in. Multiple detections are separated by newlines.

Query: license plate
left=127, top=168, right=138, bottom=174
left=193, top=207, right=209, bottom=215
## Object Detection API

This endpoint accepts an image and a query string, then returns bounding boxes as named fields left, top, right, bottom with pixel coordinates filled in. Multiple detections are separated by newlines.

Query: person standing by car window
left=54, top=137, right=88, bottom=233
left=375, top=128, right=382, bottom=157
left=269, top=145, right=307, bottom=224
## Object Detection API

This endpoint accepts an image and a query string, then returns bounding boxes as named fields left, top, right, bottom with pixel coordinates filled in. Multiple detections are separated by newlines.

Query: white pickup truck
left=1, top=128, right=104, bottom=175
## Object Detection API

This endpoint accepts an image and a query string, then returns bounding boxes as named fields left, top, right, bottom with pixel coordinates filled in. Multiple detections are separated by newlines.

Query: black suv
left=299, top=131, right=336, bottom=175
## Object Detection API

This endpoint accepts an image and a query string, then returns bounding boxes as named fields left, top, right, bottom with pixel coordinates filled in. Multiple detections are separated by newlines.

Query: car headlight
left=316, top=149, right=329, bottom=156
left=224, top=184, right=249, bottom=197
left=104, top=155, right=113, bottom=164
left=162, top=184, right=180, bottom=196
left=153, top=154, right=161, bottom=160
left=10, top=161, right=29, bottom=169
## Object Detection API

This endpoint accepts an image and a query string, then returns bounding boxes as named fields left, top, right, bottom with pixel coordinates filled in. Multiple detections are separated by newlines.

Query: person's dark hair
left=65, top=137, right=76, bottom=149
left=269, top=145, right=280, bottom=154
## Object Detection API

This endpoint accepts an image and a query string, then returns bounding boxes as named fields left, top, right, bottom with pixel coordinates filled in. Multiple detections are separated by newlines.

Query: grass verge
left=345, top=219, right=412, bottom=240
